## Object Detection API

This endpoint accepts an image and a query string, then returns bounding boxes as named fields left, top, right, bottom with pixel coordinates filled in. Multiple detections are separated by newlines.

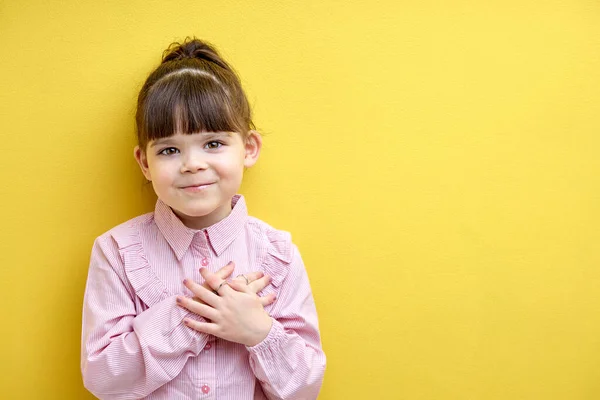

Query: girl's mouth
left=181, top=183, right=214, bottom=192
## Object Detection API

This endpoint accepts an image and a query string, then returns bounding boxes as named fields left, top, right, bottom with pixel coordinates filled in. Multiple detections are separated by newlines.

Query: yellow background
left=1, top=1, right=599, bottom=399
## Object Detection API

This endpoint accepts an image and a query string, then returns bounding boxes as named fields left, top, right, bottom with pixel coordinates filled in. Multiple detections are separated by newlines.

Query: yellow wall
left=1, top=1, right=599, bottom=399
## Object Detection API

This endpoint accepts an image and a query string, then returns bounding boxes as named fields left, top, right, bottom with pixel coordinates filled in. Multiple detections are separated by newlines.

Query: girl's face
left=134, top=130, right=261, bottom=229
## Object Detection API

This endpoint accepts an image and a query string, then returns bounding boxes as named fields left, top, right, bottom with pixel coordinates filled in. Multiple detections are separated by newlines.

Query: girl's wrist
left=244, top=316, right=273, bottom=347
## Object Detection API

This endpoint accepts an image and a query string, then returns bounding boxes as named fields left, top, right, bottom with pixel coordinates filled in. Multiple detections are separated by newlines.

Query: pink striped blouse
left=81, top=195, right=325, bottom=399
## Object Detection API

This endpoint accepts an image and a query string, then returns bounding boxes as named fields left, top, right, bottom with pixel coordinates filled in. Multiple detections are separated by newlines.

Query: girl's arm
left=246, top=245, right=326, bottom=400
left=81, top=235, right=209, bottom=399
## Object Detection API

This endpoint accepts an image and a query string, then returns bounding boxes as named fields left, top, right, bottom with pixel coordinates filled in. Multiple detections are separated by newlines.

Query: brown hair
left=135, top=37, right=255, bottom=151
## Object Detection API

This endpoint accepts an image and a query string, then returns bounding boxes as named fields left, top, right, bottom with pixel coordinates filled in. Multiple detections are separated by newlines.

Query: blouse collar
left=154, top=194, right=248, bottom=261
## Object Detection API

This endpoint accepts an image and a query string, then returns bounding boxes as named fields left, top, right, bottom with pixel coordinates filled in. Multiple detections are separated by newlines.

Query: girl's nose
left=180, top=151, right=209, bottom=173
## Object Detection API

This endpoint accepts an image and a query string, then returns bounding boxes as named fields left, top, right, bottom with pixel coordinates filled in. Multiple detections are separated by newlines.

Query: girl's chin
left=170, top=203, right=232, bottom=225
left=173, top=207, right=214, bottom=219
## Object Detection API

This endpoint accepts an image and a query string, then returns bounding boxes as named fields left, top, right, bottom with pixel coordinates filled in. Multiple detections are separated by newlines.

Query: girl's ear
left=243, top=130, right=262, bottom=168
left=134, top=146, right=152, bottom=181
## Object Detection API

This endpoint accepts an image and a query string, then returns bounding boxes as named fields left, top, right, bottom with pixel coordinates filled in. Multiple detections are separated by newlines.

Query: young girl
left=81, top=37, right=326, bottom=399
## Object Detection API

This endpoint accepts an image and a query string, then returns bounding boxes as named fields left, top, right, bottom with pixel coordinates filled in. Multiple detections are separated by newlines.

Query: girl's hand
left=192, top=261, right=275, bottom=307
left=177, top=265, right=274, bottom=347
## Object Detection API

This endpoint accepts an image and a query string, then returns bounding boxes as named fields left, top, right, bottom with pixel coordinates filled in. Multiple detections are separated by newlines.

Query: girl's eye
left=158, top=147, right=179, bottom=156
left=205, top=141, right=223, bottom=149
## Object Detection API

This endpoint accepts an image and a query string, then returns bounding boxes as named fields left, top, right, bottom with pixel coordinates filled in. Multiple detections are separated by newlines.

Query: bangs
left=141, top=71, right=242, bottom=144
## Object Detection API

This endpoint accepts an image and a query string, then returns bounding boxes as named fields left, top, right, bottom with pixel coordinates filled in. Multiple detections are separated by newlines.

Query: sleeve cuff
left=246, top=318, right=285, bottom=354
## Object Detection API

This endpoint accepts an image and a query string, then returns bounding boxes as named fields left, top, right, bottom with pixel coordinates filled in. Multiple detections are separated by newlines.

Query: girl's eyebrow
left=204, top=131, right=233, bottom=138
left=149, top=139, right=175, bottom=148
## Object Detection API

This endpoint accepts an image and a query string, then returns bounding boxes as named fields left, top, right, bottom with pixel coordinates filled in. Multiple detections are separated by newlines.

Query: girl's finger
left=200, top=267, right=233, bottom=296
left=232, top=274, right=250, bottom=285
left=199, top=262, right=235, bottom=294
left=214, top=261, right=235, bottom=280
left=177, top=296, right=219, bottom=321
left=184, top=278, right=220, bottom=307
left=247, top=274, right=272, bottom=294
left=232, top=271, right=263, bottom=285
left=245, top=271, right=264, bottom=282
left=227, top=279, right=252, bottom=294
left=183, top=318, right=219, bottom=336
left=227, top=279, right=275, bottom=306
left=258, top=292, right=276, bottom=307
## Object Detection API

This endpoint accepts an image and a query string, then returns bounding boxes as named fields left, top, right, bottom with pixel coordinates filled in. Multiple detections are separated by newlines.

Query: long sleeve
left=81, top=235, right=209, bottom=399
left=247, top=245, right=326, bottom=400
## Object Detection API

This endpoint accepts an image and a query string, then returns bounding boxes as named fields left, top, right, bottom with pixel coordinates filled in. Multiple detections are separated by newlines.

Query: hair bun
left=162, top=37, right=229, bottom=70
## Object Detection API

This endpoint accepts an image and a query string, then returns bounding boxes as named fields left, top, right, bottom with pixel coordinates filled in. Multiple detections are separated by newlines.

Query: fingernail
left=176, top=297, right=182, bottom=304
left=183, top=319, right=190, bottom=326
left=183, top=279, right=188, bottom=285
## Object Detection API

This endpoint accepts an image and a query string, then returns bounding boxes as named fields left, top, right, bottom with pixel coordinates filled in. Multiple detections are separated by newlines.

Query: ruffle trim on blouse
left=109, top=214, right=296, bottom=304
left=110, top=217, right=171, bottom=308
left=261, top=226, right=294, bottom=288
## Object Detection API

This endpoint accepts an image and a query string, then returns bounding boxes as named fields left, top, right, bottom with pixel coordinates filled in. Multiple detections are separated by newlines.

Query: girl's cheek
left=152, top=158, right=175, bottom=171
